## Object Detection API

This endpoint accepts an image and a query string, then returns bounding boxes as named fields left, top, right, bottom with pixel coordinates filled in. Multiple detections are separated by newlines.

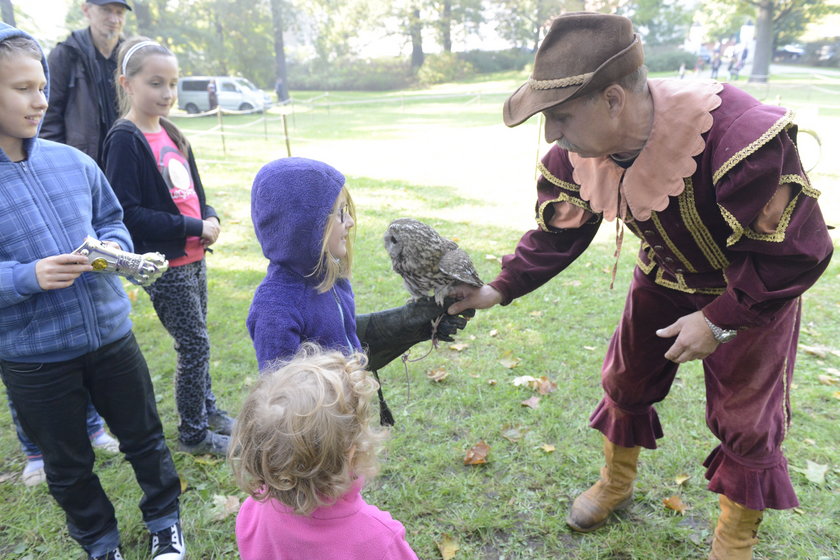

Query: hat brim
left=503, top=35, right=644, bottom=127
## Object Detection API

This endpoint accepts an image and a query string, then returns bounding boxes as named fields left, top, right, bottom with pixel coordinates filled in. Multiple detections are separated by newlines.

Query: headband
left=121, top=40, right=159, bottom=75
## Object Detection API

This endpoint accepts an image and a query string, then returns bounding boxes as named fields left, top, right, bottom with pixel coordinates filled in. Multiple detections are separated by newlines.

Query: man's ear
left=603, top=84, right=626, bottom=118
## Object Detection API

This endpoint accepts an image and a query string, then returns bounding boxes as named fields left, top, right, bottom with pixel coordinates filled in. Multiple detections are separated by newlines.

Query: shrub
left=417, top=52, right=476, bottom=85
left=288, top=57, right=414, bottom=91
left=457, top=48, right=533, bottom=73
left=644, top=47, right=696, bottom=73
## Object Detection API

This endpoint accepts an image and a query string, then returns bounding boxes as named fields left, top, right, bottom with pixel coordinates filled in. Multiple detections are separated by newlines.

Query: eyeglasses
left=336, top=203, right=350, bottom=224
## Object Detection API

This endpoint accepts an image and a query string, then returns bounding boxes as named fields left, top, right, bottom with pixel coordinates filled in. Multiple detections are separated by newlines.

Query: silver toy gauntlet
left=72, top=236, right=168, bottom=287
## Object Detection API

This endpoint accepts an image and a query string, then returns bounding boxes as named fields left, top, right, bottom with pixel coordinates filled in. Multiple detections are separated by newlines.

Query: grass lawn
left=1, top=70, right=838, bottom=559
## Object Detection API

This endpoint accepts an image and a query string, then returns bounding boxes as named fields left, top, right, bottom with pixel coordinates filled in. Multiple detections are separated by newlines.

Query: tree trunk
left=132, top=0, right=153, bottom=36
left=410, top=5, right=424, bottom=69
left=269, top=0, right=289, bottom=102
left=749, top=0, right=774, bottom=83
left=0, top=0, right=15, bottom=27
left=440, top=0, right=452, bottom=53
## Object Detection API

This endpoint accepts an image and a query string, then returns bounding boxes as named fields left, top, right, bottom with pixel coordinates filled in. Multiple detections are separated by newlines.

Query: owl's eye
left=390, top=235, right=398, bottom=244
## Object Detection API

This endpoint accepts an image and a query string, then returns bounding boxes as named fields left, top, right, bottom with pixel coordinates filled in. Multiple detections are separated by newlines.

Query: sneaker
left=150, top=521, right=185, bottom=560
left=21, top=458, right=46, bottom=487
left=177, top=430, right=229, bottom=456
left=207, top=409, right=236, bottom=435
left=89, top=547, right=124, bottom=560
left=91, top=431, right=121, bottom=454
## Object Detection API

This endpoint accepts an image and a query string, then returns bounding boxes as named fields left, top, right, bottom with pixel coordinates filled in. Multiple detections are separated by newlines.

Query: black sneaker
left=177, top=430, right=229, bottom=456
left=207, top=409, right=236, bottom=435
left=89, top=548, right=124, bottom=560
left=150, top=521, right=186, bottom=560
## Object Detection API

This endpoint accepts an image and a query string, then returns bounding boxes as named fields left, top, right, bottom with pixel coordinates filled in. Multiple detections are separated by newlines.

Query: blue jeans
left=0, top=332, right=180, bottom=556
left=7, top=394, right=105, bottom=459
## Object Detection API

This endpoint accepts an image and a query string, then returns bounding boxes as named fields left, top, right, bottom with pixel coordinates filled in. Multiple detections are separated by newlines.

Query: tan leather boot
left=566, top=438, right=641, bottom=532
left=708, top=494, right=763, bottom=560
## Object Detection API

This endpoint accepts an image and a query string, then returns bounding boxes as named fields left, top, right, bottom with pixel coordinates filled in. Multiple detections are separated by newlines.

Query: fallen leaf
left=501, top=424, right=528, bottom=443
left=791, top=460, right=829, bottom=484
left=0, top=472, right=15, bottom=483
left=449, top=343, right=469, bottom=352
left=489, top=329, right=499, bottom=337
left=834, top=391, right=840, bottom=400
left=468, top=373, right=480, bottom=378
left=793, top=507, right=806, bottom=515
left=126, top=289, right=138, bottom=303
left=487, top=379, right=497, bottom=385
left=427, top=368, right=449, bottom=382
left=484, top=254, right=499, bottom=261
left=179, top=476, right=189, bottom=494
left=583, top=345, right=596, bottom=351
left=521, top=396, right=541, bottom=409
left=499, top=357, right=521, bottom=369
left=512, top=375, right=537, bottom=387
left=825, top=367, right=840, bottom=376
left=464, top=441, right=490, bottom=465
left=674, top=474, right=690, bottom=486
left=663, top=494, right=688, bottom=514
left=210, top=494, right=240, bottom=521
left=799, top=344, right=829, bottom=358
left=804, top=438, right=816, bottom=446
left=818, top=374, right=838, bottom=386
left=536, top=376, right=558, bottom=395
left=529, top=310, right=543, bottom=317
left=437, top=534, right=460, bottom=560
left=541, top=444, right=556, bottom=453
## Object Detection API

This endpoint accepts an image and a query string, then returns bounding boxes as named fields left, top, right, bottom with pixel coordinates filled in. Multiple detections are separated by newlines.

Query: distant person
left=103, top=38, right=234, bottom=455
left=710, top=54, right=722, bottom=79
left=274, top=76, right=289, bottom=104
left=11, top=0, right=131, bottom=487
left=231, top=345, right=419, bottom=560
left=0, top=24, right=183, bottom=560
left=207, top=79, right=218, bottom=110
left=728, top=54, right=741, bottom=80
left=40, top=0, right=131, bottom=165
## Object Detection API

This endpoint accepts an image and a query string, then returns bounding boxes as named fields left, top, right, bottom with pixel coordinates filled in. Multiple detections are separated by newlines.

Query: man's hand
left=201, top=217, right=221, bottom=248
left=447, top=284, right=503, bottom=315
left=35, top=254, right=93, bottom=290
left=656, top=310, right=719, bottom=363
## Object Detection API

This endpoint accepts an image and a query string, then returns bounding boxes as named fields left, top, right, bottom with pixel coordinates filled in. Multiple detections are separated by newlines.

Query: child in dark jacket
left=0, top=24, right=181, bottom=560
left=103, top=37, right=233, bottom=456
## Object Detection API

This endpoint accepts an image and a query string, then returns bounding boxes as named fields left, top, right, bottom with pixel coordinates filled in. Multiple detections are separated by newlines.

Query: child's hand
left=201, top=218, right=221, bottom=248
left=35, top=254, right=93, bottom=290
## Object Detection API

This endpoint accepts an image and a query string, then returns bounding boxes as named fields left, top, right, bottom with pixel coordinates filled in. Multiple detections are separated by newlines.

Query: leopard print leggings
left=143, top=259, right=219, bottom=444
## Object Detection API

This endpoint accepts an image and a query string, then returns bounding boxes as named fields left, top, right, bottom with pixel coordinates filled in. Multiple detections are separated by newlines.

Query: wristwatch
left=703, top=316, right=738, bottom=343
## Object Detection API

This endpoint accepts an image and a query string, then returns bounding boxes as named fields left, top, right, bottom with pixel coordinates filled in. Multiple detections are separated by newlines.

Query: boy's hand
left=201, top=217, right=221, bottom=248
left=35, top=254, right=93, bottom=290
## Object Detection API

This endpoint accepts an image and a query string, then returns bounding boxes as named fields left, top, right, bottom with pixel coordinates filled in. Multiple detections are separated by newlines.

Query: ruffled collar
left=569, top=79, right=723, bottom=222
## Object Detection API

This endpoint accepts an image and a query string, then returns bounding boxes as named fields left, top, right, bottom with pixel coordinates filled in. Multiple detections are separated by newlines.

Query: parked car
left=177, top=76, right=273, bottom=114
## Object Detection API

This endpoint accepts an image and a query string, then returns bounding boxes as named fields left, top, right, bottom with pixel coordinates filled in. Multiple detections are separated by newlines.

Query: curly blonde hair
left=229, top=344, right=385, bottom=515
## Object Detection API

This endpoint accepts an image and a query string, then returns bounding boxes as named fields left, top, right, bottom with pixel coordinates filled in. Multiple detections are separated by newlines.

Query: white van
left=177, top=76, right=273, bottom=114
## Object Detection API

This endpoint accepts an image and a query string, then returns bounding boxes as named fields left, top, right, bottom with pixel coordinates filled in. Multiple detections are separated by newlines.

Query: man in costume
left=448, top=12, right=833, bottom=559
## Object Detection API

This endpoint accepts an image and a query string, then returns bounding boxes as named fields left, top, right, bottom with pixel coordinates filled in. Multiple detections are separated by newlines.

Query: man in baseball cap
left=449, top=12, right=833, bottom=560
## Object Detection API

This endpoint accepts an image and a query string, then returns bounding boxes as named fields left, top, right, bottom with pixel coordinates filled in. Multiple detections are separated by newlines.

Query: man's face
left=83, top=3, right=127, bottom=44
left=0, top=55, right=48, bottom=158
left=542, top=94, right=616, bottom=158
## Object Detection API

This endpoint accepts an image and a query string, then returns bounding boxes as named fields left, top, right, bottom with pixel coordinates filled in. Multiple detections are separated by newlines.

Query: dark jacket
left=40, top=28, right=120, bottom=165
left=102, top=118, right=218, bottom=260
left=247, top=158, right=359, bottom=370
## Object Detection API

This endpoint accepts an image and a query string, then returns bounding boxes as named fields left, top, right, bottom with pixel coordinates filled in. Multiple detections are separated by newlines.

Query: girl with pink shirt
left=230, top=344, right=419, bottom=560
left=102, top=37, right=233, bottom=458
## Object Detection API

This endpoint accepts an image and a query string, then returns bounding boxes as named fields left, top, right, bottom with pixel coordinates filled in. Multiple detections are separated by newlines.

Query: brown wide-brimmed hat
left=503, top=12, right=644, bottom=127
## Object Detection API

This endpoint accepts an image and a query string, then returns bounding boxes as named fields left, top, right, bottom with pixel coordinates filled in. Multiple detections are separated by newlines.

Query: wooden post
left=216, top=107, right=227, bottom=156
left=282, top=113, right=291, bottom=157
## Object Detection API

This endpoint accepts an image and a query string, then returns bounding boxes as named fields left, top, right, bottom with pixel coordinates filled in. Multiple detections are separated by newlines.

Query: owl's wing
left=439, top=248, right=483, bottom=287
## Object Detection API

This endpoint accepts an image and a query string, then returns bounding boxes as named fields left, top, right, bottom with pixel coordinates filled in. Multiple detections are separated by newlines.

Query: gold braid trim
left=678, top=178, right=730, bottom=270
left=536, top=192, right=593, bottom=232
left=779, top=173, right=822, bottom=199
left=635, top=244, right=656, bottom=274
left=538, top=162, right=581, bottom=192
left=649, top=211, right=698, bottom=273
left=528, top=72, right=593, bottom=90
left=712, top=110, right=795, bottom=185
left=653, top=267, right=725, bottom=295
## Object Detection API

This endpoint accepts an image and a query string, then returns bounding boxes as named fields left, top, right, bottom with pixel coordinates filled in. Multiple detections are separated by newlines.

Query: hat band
left=528, top=72, right=594, bottom=90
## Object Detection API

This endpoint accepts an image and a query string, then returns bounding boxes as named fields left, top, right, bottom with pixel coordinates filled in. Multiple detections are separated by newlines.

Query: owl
left=384, top=218, right=483, bottom=305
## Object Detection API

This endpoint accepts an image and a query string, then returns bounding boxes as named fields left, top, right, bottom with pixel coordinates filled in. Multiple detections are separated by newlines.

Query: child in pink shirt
left=230, top=345, right=419, bottom=560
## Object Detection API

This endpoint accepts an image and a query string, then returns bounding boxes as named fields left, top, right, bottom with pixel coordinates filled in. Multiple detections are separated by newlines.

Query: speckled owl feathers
left=384, top=218, right=483, bottom=304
